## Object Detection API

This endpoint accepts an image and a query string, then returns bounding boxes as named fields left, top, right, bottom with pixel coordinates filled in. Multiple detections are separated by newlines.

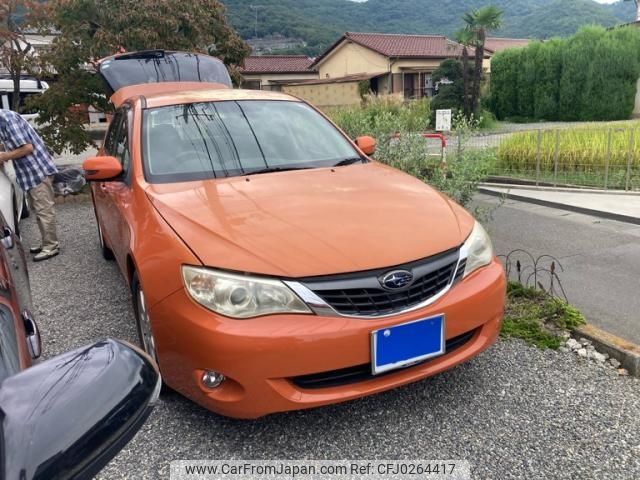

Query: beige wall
left=392, top=59, right=442, bottom=73
left=283, top=82, right=361, bottom=108
left=318, top=42, right=390, bottom=79
left=635, top=78, right=640, bottom=117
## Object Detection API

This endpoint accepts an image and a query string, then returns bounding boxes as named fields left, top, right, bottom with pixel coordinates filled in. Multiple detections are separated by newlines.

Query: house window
left=243, top=80, right=262, bottom=90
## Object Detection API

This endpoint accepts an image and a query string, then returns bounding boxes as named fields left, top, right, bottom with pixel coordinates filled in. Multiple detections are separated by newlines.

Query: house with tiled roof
left=240, top=55, right=318, bottom=91
left=308, top=32, right=486, bottom=100
left=484, top=37, right=531, bottom=55
left=244, top=32, right=529, bottom=107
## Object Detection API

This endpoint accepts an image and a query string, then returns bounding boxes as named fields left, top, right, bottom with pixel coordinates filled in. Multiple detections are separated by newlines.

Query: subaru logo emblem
left=380, top=270, right=413, bottom=290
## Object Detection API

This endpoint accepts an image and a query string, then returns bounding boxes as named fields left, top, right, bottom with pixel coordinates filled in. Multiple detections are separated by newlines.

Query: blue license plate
left=371, top=314, right=445, bottom=374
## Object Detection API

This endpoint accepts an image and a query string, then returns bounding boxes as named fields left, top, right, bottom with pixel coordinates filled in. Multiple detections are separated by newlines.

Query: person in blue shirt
left=0, top=110, right=59, bottom=261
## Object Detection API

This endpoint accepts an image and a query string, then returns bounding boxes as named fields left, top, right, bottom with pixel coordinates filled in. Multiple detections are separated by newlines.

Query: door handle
left=22, top=310, right=41, bottom=359
left=1, top=227, right=13, bottom=249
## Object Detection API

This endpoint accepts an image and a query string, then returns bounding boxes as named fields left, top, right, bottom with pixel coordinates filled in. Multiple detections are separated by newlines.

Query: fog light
left=201, top=370, right=225, bottom=389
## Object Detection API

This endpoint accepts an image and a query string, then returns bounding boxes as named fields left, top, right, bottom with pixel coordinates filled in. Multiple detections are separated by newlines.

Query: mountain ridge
left=224, top=0, right=637, bottom=55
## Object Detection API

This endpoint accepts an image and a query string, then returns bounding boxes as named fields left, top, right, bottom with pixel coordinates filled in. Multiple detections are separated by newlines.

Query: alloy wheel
left=136, top=288, right=158, bottom=364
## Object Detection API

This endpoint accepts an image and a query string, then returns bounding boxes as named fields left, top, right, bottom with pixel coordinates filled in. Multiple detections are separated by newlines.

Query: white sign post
left=435, top=109, right=452, bottom=132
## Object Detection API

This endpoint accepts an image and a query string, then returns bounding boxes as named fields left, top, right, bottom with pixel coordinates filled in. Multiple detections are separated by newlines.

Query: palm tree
left=623, top=0, right=640, bottom=22
left=454, top=28, right=474, bottom=117
left=463, top=5, right=503, bottom=116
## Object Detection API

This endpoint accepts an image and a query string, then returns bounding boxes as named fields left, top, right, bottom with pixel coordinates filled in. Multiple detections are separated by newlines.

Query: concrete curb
left=481, top=182, right=640, bottom=196
left=478, top=187, right=640, bottom=225
left=573, top=324, right=640, bottom=377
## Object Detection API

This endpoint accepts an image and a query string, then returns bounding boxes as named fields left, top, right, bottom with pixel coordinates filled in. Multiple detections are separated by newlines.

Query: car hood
left=145, top=162, right=473, bottom=278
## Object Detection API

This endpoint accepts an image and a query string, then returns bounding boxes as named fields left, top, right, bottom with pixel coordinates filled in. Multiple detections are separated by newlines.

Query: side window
left=114, top=108, right=131, bottom=174
left=104, top=111, right=124, bottom=156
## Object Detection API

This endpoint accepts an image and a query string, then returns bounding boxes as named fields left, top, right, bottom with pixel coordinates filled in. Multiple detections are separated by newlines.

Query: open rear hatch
left=98, top=50, right=232, bottom=97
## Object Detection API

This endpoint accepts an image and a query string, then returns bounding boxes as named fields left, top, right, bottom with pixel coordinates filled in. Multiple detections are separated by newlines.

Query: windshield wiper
left=333, top=157, right=365, bottom=167
left=246, top=166, right=313, bottom=176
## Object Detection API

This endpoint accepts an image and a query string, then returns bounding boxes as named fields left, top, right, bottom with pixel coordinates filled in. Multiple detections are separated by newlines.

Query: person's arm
left=0, top=144, right=34, bottom=163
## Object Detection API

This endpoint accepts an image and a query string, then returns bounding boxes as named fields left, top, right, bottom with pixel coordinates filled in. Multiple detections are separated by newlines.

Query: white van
left=0, top=76, right=49, bottom=124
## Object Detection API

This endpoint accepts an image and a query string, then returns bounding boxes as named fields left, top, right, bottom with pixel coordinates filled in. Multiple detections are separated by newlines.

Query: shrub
left=373, top=133, right=494, bottom=207
left=328, top=96, right=430, bottom=139
left=329, top=97, right=492, bottom=208
left=490, top=25, right=640, bottom=122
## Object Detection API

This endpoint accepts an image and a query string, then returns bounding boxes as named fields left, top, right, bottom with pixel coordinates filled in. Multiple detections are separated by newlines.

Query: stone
left=559, top=347, right=570, bottom=353
left=580, top=338, right=590, bottom=346
left=566, top=338, right=581, bottom=350
left=610, top=358, right=621, bottom=369
left=577, top=348, right=588, bottom=358
left=591, top=352, right=606, bottom=363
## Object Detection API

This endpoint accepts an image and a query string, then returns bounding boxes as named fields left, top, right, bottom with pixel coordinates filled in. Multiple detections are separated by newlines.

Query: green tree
left=462, top=5, right=503, bottom=116
left=489, top=25, right=640, bottom=122
left=533, top=38, right=562, bottom=120
left=454, top=28, right=474, bottom=117
left=31, top=0, right=250, bottom=154
left=0, top=0, right=47, bottom=111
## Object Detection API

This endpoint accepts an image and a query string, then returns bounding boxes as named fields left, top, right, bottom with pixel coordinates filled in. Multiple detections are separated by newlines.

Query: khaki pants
left=27, top=176, right=59, bottom=252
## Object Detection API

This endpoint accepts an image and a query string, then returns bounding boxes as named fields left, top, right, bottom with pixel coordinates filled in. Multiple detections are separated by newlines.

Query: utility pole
left=249, top=5, right=264, bottom=39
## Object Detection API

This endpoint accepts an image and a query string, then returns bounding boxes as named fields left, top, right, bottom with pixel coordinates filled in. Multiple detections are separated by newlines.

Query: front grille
left=302, top=248, right=462, bottom=317
left=291, top=328, right=479, bottom=390
left=453, top=258, right=466, bottom=284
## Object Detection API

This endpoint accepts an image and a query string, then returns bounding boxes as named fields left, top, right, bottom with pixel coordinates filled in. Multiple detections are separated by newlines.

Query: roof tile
left=344, top=32, right=463, bottom=58
left=240, top=55, right=315, bottom=74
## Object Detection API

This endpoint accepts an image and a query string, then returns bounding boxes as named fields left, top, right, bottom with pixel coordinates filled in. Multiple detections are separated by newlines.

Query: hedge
left=490, top=26, right=640, bottom=122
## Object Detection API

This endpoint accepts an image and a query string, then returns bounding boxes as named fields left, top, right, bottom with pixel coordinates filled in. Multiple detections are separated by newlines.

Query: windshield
left=142, top=100, right=361, bottom=183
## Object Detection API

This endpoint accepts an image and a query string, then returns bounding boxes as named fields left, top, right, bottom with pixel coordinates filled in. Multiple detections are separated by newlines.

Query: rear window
left=99, top=51, right=232, bottom=96
left=142, top=100, right=360, bottom=183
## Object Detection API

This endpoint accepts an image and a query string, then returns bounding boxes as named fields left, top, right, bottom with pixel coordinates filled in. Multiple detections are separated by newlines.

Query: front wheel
left=132, top=273, right=159, bottom=365
left=132, top=273, right=172, bottom=394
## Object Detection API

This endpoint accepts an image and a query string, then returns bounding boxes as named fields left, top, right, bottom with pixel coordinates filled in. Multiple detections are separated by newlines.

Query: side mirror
left=355, top=136, right=376, bottom=156
left=0, top=339, right=160, bottom=480
left=83, top=156, right=123, bottom=181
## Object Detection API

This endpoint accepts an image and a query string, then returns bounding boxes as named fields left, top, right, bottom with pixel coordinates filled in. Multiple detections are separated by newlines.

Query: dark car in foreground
left=0, top=208, right=161, bottom=479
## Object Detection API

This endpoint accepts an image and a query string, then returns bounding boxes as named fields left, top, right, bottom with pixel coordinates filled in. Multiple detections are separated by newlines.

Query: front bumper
left=150, top=259, right=506, bottom=419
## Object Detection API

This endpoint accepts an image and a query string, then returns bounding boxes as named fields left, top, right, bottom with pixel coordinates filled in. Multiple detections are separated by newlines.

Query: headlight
left=182, top=266, right=311, bottom=319
left=462, top=221, right=494, bottom=277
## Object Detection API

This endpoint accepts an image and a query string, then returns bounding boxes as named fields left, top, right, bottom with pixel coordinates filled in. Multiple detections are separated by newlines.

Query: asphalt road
left=474, top=194, right=640, bottom=345
left=23, top=200, right=640, bottom=480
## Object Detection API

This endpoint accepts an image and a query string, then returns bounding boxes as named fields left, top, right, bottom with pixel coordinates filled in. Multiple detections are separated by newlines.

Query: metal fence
left=447, top=126, right=640, bottom=191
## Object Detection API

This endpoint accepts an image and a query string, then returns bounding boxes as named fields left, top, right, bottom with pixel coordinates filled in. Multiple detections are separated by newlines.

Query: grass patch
left=494, top=124, right=640, bottom=190
left=501, top=281, right=586, bottom=349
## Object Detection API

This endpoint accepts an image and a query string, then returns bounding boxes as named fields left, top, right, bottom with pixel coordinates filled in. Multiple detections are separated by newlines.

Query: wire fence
left=446, top=126, right=640, bottom=191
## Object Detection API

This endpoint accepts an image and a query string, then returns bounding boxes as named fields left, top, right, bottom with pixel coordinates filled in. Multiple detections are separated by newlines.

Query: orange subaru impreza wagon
left=84, top=50, right=505, bottom=418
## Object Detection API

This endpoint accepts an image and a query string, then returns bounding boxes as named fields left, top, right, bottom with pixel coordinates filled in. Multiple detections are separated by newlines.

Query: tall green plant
left=463, top=5, right=503, bottom=116
left=489, top=25, right=640, bottom=122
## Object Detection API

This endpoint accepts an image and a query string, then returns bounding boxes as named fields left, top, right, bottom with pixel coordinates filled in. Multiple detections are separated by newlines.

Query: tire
left=132, top=272, right=171, bottom=393
left=97, top=219, right=115, bottom=260
left=20, top=195, right=29, bottom=220
left=90, top=191, right=114, bottom=260
left=12, top=195, right=20, bottom=238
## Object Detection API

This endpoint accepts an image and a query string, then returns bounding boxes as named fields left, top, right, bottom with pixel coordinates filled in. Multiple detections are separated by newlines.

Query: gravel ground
left=22, top=200, right=640, bottom=480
